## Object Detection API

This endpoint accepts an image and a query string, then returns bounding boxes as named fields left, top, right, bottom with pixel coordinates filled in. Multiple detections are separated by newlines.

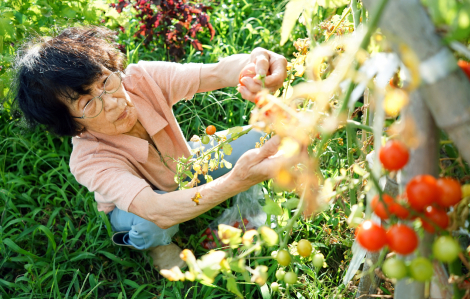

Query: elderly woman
left=15, top=27, right=287, bottom=270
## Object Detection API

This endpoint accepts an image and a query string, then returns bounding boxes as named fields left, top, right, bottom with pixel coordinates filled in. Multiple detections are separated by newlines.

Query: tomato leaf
left=262, top=196, right=283, bottom=216
left=223, top=143, right=233, bottom=156
left=280, top=0, right=305, bottom=46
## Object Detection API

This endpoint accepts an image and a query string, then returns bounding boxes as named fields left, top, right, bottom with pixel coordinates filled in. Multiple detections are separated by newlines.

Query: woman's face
left=68, top=68, right=138, bottom=135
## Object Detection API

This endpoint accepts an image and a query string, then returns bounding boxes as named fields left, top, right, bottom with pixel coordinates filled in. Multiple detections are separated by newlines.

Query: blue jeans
left=109, top=126, right=264, bottom=249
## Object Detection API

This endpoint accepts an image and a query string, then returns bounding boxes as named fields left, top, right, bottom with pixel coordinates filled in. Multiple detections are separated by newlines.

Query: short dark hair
left=13, top=26, right=126, bottom=136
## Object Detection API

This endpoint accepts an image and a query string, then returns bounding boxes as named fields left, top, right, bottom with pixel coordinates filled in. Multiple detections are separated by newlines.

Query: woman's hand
left=237, top=48, right=288, bottom=102
left=227, top=135, right=283, bottom=191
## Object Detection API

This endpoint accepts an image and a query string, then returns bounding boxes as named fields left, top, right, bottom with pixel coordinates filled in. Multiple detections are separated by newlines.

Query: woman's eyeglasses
left=73, top=71, right=122, bottom=119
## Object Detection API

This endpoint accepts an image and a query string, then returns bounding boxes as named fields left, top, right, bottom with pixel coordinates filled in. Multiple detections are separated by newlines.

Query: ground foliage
left=1, top=0, right=470, bottom=298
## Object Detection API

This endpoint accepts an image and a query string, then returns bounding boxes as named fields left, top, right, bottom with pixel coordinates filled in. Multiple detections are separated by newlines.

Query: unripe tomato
left=283, top=271, right=298, bottom=284
left=409, top=257, right=433, bottom=282
left=382, top=258, right=408, bottom=280
left=297, top=239, right=313, bottom=257
left=206, top=125, right=216, bottom=135
left=201, top=135, right=210, bottom=144
left=275, top=269, right=285, bottom=281
left=312, top=253, right=325, bottom=268
left=239, top=62, right=257, bottom=86
left=436, top=177, right=462, bottom=207
left=379, top=140, right=409, bottom=171
left=276, top=250, right=291, bottom=266
left=406, top=175, right=439, bottom=211
left=421, top=206, right=449, bottom=233
left=271, top=282, right=280, bottom=292
left=433, top=236, right=461, bottom=263
left=386, top=224, right=418, bottom=255
left=356, top=220, right=387, bottom=252
left=371, top=194, right=394, bottom=220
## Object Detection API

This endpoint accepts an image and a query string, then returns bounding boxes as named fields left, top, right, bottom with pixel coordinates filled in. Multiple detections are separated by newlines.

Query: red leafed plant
left=111, top=0, right=215, bottom=60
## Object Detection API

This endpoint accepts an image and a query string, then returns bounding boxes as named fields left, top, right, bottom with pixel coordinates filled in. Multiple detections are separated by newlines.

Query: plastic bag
left=201, top=184, right=267, bottom=249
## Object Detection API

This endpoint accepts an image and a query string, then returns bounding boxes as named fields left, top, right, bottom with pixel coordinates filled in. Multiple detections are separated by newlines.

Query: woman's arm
left=128, top=135, right=282, bottom=229
left=197, top=48, right=288, bottom=102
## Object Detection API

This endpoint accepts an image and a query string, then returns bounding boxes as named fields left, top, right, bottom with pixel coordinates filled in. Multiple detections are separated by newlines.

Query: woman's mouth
left=117, top=107, right=128, bottom=121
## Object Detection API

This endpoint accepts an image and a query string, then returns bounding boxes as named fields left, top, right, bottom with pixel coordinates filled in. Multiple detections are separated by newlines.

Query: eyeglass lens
left=83, top=72, right=121, bottom=118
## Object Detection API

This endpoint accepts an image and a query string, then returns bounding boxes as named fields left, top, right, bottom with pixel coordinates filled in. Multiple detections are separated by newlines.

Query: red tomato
left=386, top=224, right=418, bottom=255
left=356, top=220, right=387, bottom=252
left=204, top=228, right=211, bottom=235
left=207, top=234, right=214, bottom=241
left=390, top=201, right=411, bottom=219
left=371, top=194, right=394, bottom=220
left=243, top=218, right=249, bottom=226
left=206, top=125, right=216, bottom=135
left=239, top=63, right=257, bottom=86
left=458, top=60, right=470, bottom=81
left=421, top=206, right=449, bottom=233
left=379, top=140, right=409, bottom=171
left=406, top=175, right=439, bottom=211
left=233, top=221, right=240, bottom=228
left=436, top=177, right=462, bottom=207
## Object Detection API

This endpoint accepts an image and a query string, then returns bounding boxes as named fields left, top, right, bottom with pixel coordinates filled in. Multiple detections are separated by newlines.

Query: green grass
left=0, top=0, right=364, bottom=298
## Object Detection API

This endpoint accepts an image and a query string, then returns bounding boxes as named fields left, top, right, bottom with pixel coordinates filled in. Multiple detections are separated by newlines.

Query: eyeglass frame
left=72, top=71, right=123, bottom=119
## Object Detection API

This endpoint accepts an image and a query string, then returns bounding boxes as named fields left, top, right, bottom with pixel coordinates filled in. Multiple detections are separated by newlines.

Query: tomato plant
left=386, top=224, right=418, bottom=255
left=409, top=257, right=433, bottom=282
left=436, top=177, right=462, bottom=207
left=271, top=282, right=280, bottom=292
left=382, top=258, right=408, bottom=280
left=433, top=236, right=461, bottom=263
left=406, top=175, right=439, bottom=211
left=379, top=140, right=409, bottom=171
left=356, top=221, right=387, bottom=252
left=421, top=206, right=449, bottom=233
left=297, top=239, right=312, bottom=257
left=371, top=194, right=394, bottom=220
left=276, top=250, right=291, bottom=266
left=283, top=272, right=298, bottom=284
left=206, top=125, right=216, bottom=135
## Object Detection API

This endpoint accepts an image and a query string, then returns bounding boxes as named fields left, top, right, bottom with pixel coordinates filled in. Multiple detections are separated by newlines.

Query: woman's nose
left=102, top=94, right=120, bottom=111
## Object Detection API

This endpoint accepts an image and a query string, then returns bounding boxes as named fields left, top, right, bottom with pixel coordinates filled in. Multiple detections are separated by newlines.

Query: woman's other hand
left=238, top=48, right=288, bottom=102
left=227, top=135, right=283, bottom=191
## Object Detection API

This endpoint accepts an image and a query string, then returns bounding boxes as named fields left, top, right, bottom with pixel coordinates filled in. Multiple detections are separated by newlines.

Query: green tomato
left=409, top=257, right=433, bottom=282
left=312, top=253, right=324, bottom=268
left=283, top=271, right=297, bottom=284
left=382, top=258, right=408, bottom=280
left=275, top=269, right=285, bottom=281
left=271, top=282, right=279, bottom=292
left=201, top=135, right=210, bottom=144
left=297, top=239, right=313, bottom=257
left=433, top=236, right=461, bottom=263
left=276, top=250, right=291, bottom=266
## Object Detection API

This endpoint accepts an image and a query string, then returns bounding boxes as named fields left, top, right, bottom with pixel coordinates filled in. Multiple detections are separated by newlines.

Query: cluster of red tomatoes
left=200, top=218, right=249, bottom=250
left=355, top=140, right=464, bottom=281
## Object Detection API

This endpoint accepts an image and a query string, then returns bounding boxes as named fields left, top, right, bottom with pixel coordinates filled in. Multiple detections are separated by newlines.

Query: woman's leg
left=109, top=190, right=178, bottom=250
left=187, top=126, right=266, bottom=183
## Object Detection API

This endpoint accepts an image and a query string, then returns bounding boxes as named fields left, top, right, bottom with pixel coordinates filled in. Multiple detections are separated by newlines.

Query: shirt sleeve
left=70, top=143, right=150, bottom=213
left=137, top=60, right=202, bottom=106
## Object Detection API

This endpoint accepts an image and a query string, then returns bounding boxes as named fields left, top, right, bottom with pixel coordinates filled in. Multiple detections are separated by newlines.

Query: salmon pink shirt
left=69, top=61, right=202, bottom=214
